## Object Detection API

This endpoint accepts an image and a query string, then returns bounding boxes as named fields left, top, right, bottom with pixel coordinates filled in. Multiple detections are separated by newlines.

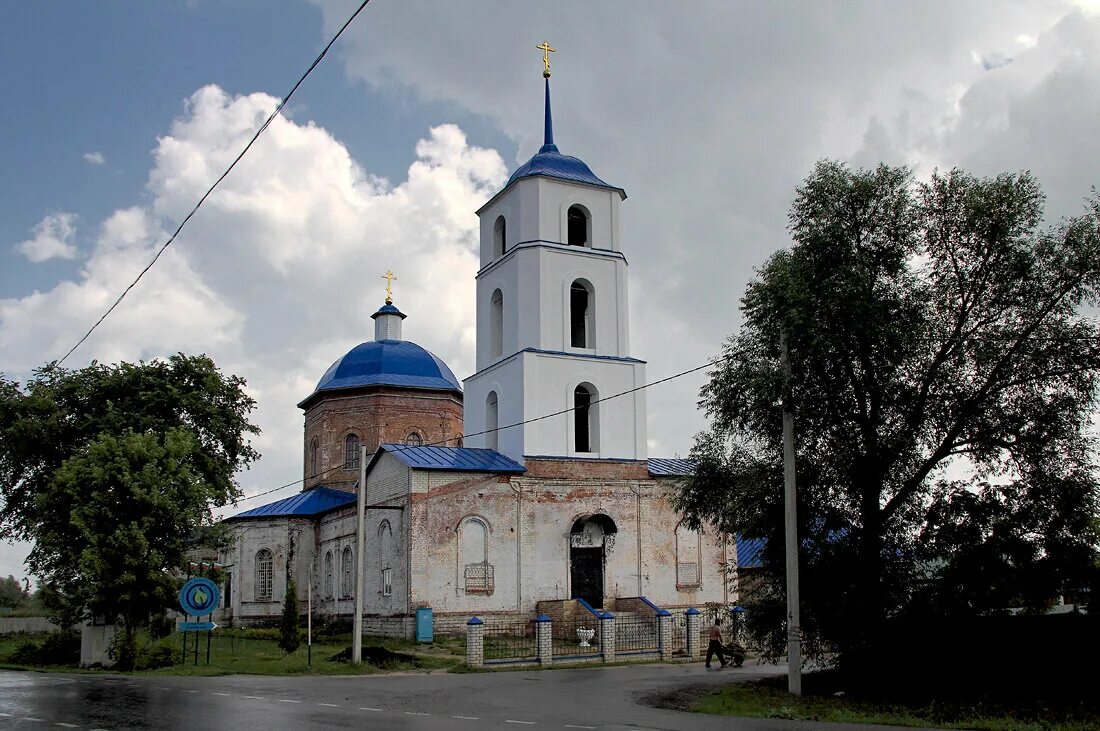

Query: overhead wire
left=55, top=0, right=373, bottom=366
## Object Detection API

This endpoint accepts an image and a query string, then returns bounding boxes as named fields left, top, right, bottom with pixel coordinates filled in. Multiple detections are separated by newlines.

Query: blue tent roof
left=502, top=78, right=625, bottom=199
left=376, top=444, right=526, bottom=473
left=648, top=458, right=696, bottom=476
left=299, top=339, right=462, bottom=407
left=228, top=487, right=356, bottom=521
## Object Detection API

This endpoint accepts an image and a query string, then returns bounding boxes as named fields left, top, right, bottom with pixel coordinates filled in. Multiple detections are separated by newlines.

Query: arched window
left=493, top=216, right=507, bottom=257
left=345, top=434, right=361, bottom=470
left=676, top=522, right=702, bottom=588
left=341, top=546, right=353, bottom=598
left=405, top=432, right=422, bottom=447
left=570, top=279, right=593, bottom=348
left=490, top=288, right=503, bottom=359
left=574, top=383, right=599, bottom=453
left=567, top=205, right=589, bottom=247
left=459, top=517, right=492, bottom=594
left=324, top=550, right=333, bottom=599
left=255, top=549, right=273, bottom=602
left=379, top=521, right=394, bottom=597
left=486, top=392, right=499, bottom=452
left=310, top=438, right=319, bottom=478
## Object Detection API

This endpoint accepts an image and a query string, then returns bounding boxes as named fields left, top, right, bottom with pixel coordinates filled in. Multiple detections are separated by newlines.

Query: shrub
left=278, top=579, right=301, bottom=653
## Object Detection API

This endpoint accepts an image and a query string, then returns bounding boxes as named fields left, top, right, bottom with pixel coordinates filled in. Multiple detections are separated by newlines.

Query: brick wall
left=523, top=457, right=649, bottom=480
left=302, top=388, right=463, bottom=490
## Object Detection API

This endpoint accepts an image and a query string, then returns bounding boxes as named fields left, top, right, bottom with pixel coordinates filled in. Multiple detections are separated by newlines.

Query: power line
left=55, top=0, right=373, bottom=367
left=235, top=356, right=721, bottom=504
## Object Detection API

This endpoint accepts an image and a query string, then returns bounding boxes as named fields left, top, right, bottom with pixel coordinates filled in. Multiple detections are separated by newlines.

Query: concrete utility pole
left=779, top=324, right=802, bottom=695
left=352, top=445, right=367, bottom=664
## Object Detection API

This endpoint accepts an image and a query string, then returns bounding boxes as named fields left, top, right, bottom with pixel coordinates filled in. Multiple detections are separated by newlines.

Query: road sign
left=178, top=621, right=218, bottom=632
left=179, top=577, right=220, bottom=616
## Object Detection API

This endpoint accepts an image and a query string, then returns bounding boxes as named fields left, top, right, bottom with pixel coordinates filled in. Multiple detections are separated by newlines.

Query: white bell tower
left=463, top=70, right=647, bottom=464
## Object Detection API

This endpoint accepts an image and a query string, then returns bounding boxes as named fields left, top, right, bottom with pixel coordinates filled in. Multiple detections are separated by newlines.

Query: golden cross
left=537, top=41, right=555, bottom=78
left=382, top=270, right=397, bottom=304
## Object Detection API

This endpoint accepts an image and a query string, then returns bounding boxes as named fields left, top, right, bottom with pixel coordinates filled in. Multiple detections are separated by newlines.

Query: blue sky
left=2, top=1, right=1099, bottom=580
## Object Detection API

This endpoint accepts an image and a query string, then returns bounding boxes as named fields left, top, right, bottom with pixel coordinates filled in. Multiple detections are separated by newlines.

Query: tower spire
left=540, top=77, right=558, bottom=154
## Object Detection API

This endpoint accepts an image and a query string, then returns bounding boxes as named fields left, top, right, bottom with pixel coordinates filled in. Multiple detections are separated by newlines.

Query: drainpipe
left=511, top=481, right=522, bottom=613
left=630, top=485, right=643, bottom=596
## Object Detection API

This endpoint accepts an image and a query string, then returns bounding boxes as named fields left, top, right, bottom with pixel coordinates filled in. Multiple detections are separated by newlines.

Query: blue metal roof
left=648, top=458, right=696, bottom=476
left=503, top=79, right=625, bottom=199
left=300, top=339, right=462, bottom=406
left=735, top=536, right=767, bottom=569
left=371, top=302, right=406, bottom=319
left=377, top=444, right=526, bottom=473
left=228, top=487, right=356, bottom=521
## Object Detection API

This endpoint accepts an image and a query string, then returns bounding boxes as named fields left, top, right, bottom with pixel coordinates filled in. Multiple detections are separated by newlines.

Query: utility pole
left=779, top=324, right=802, bottom=695
left=352, top=445, right=367, bottom=665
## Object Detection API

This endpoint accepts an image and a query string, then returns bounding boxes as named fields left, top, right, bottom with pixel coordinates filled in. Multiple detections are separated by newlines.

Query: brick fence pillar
left=599, top=612, right=616, bottom=663
left=657, top=610, right=673, bottom=661
left=535, top=614, right=553, bottom=665
left=685, top=608, right=701, bottom=660
left=466, top=617, right=483, bottom=667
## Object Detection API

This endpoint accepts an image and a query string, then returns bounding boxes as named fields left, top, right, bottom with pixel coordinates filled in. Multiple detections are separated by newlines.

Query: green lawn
left=694, top=682, right=1099, bottom=731
left=0, top=630, right=466, bottom=676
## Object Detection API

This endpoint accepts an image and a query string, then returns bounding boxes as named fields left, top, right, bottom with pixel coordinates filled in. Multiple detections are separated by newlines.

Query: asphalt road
left=0, top=662, right=925, bottom=730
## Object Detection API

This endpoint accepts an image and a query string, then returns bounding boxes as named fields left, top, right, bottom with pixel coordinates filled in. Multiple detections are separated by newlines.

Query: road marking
left=317, top=703, right=339, bottom=707
left=242, top=696, right=265, bottom=700
left=185, top=690, right=200, bottom=694
left=211, top=692, right=232, bottom=696
left=0, top=713, right=10, bottom=717
left=505, top=721, right=535, bottom=725
left=277, top=699, right=302, bottom=703
left=359, top=707, right=382, bottom=712
left=565, top=726, right=596, bottom=730
left=23, top=719, right=45, bottom=723
left=452, top=716, right=480, bottom=720
left=54, top=724, right=78, bottom=728
left=405, top=711, right=430, bottom=716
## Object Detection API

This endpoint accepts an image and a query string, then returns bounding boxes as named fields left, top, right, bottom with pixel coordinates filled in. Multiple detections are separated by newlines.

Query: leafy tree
left=0, top=575, right=29, bottom=609
left=676, top=163, right=1100, bottom=666
left=0, top=354, right=259, bottom=664
left=279, top=578, right=301, bottom=654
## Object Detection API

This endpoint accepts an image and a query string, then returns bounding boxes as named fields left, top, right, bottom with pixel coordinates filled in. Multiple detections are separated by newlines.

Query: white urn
left=576, top=627, right=595, bottom=647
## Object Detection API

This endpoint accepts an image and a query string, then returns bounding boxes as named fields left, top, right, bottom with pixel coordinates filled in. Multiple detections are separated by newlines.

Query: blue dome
left=506, top=146, right=623, bottom=195
left=301, top=340, right=462, bottom=406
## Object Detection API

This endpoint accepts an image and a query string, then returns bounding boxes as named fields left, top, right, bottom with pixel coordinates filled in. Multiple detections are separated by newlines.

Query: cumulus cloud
left=0, top=84, right=506, bottom=544
left=14, top=212, right=79, bottom=262
left=83, top=151, right=106, bottom=165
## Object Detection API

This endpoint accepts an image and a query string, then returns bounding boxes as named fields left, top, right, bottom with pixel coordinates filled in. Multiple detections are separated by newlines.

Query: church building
left=219, top=64, right=736, bottom=633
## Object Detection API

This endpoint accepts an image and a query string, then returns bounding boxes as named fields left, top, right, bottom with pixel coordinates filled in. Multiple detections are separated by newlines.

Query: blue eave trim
left=476, top=240, right=628, bottom=279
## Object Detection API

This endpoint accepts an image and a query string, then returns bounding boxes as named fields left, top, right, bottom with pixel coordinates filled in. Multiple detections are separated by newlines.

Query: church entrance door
left=569, top=514, right=617, bottom=610
left=570, top=547, right=603, bottom=608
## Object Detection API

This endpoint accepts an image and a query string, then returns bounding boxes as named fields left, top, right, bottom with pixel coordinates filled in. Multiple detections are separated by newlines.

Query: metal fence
left=615, top=613, right=658, bottom=653
left=482, top=618, right=537, bottom=663
left=666, top=610, right=705, bottom=657
left=552, top=615, right=601, bottom=658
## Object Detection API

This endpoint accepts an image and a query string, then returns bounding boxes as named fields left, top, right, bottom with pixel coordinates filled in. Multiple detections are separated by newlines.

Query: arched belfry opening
left=569, top=279, right=593, bottom=348
left=493, top=216, right=507, bottom=257
left=490, top=289, right=504, bottom=359
left=486, top=391, right=499, bottom=452
left=569, top=514, right=617, bottom=608
left=567, top=205, right=589, bottom=247
left=573, top=383, right=598, bottom=453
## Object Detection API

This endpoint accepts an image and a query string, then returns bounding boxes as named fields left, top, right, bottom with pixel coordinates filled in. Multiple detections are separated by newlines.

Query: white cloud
left=0, top=84, right=507, bottom=564
left=14, top=212, right=79, bottom=262
left=83, top=151, right=106, bottom=165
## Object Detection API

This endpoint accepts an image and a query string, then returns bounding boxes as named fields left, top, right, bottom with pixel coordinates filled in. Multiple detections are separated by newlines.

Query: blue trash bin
left=415, top=607, right=433, bottom=643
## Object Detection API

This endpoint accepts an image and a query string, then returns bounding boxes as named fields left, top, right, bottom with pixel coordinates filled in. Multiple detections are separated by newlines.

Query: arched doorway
left=569, top=514, right=617, bottom=609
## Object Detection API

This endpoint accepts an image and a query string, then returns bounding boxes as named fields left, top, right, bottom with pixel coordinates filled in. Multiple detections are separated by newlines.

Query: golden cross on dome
left=382, top=270, right=397, bottom=304
left=537, top=41, right=555, bottom=78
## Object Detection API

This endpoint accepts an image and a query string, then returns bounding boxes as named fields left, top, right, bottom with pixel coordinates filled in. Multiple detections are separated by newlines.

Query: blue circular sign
left=179, top=577, right=220, bottom=616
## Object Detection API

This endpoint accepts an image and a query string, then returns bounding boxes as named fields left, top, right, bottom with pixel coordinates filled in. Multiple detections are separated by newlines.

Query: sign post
left=179, top=576, right=221, bottom=665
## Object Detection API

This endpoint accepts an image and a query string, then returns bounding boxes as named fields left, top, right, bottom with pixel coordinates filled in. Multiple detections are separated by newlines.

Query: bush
left=136, top=644, right=176, bottom=670
left=278, top=578, right=301, bottom=653
left=4, top=630, right=80, bottom=666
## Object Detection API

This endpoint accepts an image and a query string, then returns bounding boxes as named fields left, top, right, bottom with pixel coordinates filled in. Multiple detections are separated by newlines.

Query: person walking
left=705, top=616, right=728, bottom=668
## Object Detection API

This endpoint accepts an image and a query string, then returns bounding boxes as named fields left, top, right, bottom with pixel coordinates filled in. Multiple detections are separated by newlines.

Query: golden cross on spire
left=382, top=270, right=397, bottom=304
left=537, top=40, right=555, bottom=78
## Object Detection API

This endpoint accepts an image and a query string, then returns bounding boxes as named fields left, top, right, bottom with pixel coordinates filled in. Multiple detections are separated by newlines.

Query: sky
left=2, top=0, right=1099, bottom=581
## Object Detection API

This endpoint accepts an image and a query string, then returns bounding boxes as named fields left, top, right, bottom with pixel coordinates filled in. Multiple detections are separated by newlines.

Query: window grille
left=324, top=551, right=333, bottom=599
left=341, top=547, right=353, bottom=598
left=255, top=549, right=273, bottom=602
left=405, top=432, right=422, bottom=447
left=464, top=561, right=494, bottom=593
left=382, top=568, right=393, bottom=597
left=345, top=434, right=360, bottom=469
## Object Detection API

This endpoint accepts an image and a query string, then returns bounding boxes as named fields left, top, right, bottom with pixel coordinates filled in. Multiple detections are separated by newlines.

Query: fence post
left=657, top=609, right=673, bottom=661
left=685, top=608, right=700, bottom=660
left=535, top=614, right=553, bottom=665
left=599, top=611, right=616, bottom=663
left=466, top=617, right=484, bottom=668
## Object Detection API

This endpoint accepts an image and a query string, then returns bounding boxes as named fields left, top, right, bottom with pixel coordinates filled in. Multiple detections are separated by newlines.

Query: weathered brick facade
left=301, top=387, right=463, bottom=491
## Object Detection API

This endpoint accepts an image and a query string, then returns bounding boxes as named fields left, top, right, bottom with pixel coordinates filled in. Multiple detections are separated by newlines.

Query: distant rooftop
left=227, top=486, right=356, bottom=521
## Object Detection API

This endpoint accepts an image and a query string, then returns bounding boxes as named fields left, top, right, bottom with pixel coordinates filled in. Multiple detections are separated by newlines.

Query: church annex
left=219, top=72, right=738, bottom=634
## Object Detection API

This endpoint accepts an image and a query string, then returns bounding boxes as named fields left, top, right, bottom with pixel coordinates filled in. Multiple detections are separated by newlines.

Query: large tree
left=676, top=163, right=1100, bottom=665
left=0, top=354, right=259, bottom=663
